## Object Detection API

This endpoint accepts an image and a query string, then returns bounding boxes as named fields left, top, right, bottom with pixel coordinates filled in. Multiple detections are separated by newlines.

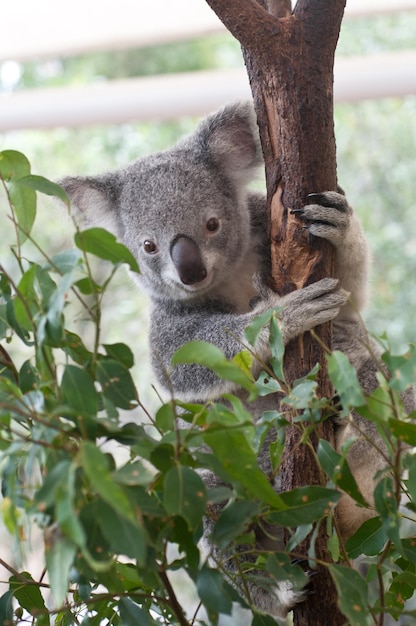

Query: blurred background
left=0, top=1, right=415, bottom=623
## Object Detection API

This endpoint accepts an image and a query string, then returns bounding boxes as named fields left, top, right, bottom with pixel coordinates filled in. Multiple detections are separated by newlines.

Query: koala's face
left=60, top=102, right=262, bottom=304
left=117, top=152, right=251, bottom=302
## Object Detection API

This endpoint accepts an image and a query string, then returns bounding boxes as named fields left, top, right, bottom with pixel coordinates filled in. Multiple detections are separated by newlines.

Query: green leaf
left=327, top=350, right=366, bottom=415
left=317, top=439, right=367, bottom=506
left=212, top=501, right=260, bottom=548
left=163, top=466, right=206, bottom=531
left=74, top=276, right=101, bottom=295
left=44, top=533, right=77, bottom=607
left=203, top=427, right=285, bottom=508
left=0, top=150, right=31, bottom=180
left=244, top=309, right=273, bottom=347
left=345, top=517, right=387, bottom=559
left=155, top=402, right=175, bottom=431
left=269, top=312, right=285, bottom=380
left=255, top=371, right=282, bottom=397
left=38, top=269, right=77, bottom=347
left=96, top=359, right=138, bottom=409
left=15, top=174, right=70, bottom=207
left=80, top=442, right=138, bottom=525
left=0, top=590, right=14, bottom=625
left=9, top=572, right=47, bottom=618
left=357, top=385, right=394, bottom=425
left=55, top=466, right=89, bottom=552
left=0, top=151, right=37, bottom=245
left=406, top=456, right=416, bottom=502
left=0, top=303, right=8, bottom=339
left=328, top=564, right=368, bottom=626
left=33, top=461, right=72, bottom=512
left=61, top=364, right=99, bottom=416
left=266, top=553, right=308, bottom=589
left=93, top=500, right=146, bottom=565
left=113, top=461, right=154, bottom=487
left=401, top=538, right=416, bottom=564
left=46, top=249, right=82, bottom=274
left=62, top=331, right=92, bottom=366
left=172, top=340, right=256, bottom=395
left=13, top=265, right=39, bottom=330
left=382, top=344, right=416, bottom=391
left=103, top=343, right=134, bottom=368
left=197, top=564, right=233, bottom=619
left=389, top=417, right=416, bottom=445
left=282, top=378, right=318, bottom=410
left=19, top=360, right=39, bottom=393
left=75, top=227, right=139, bottom=273
left=268, top=486, right=341, bottom=527
left=374, top=476, right=401, bottom=547
left=118, top=597, right=151, bottom=626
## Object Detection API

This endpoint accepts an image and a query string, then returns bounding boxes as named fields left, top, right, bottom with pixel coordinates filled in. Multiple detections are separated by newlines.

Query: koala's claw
left=306, top=191, right=350, bottom=213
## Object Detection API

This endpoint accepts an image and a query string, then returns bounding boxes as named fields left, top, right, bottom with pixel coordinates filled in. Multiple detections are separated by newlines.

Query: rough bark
left=205, top=1, right=346, bottom=624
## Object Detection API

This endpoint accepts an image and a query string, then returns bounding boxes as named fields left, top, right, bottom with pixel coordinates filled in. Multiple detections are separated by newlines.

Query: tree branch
left=205, top=0, right=283, bottom=54
left=205, top=0, right=347, bottom=624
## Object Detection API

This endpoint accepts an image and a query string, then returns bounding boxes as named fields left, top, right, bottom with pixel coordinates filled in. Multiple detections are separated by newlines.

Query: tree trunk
left=204, top=1, right=346, bottom=624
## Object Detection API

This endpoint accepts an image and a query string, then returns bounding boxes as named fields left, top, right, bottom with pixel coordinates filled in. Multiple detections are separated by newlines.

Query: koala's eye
left=206, top=217, right=220, bottom=233
left=143, top=240, right=158, bottom=254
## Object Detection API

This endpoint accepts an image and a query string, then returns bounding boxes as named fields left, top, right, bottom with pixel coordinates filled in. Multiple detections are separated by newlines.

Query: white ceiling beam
left=1, top=0, right=416, bottom=62
left=1, top=50, right=415, bottom=132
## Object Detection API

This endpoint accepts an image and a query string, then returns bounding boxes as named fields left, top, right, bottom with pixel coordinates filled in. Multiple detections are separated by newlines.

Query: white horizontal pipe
left=1, top=51, right=415, bottom=132
left=0, top=0, right=416, bottom=62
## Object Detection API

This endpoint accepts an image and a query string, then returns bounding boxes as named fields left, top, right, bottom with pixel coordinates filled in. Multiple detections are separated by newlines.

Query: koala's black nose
left=170, top=236, right=208, bottom=285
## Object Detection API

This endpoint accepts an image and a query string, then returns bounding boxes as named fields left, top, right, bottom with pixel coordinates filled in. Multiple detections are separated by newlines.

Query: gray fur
left=60, top=102, right=413, bottom=620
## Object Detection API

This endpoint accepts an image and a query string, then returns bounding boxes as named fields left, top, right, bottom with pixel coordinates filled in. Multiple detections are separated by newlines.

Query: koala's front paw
left=291, top=191, right=352, bottom=247
left=280, top=278, right=349, bottom=343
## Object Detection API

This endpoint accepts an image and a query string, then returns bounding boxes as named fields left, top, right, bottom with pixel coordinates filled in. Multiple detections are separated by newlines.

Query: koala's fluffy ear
left=194, top=101, right=263, bottom=185
left=59, top=173, right=121, bottom=235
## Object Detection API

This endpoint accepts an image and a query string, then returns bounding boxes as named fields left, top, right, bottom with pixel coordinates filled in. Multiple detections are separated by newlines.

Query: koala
left=60, top=102, right=413, bottom=620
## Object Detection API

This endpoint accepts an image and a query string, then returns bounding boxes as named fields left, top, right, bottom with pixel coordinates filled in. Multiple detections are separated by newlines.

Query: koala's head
left=60, top=102, right=262, bottom=303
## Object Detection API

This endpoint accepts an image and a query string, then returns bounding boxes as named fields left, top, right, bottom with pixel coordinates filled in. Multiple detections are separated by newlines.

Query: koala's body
left=61, top=102, right=412, bottom=620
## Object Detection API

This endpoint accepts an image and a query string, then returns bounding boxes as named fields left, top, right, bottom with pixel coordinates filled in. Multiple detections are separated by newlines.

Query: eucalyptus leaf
left=16, top=174, right=70, bottom=207
left=266, top=553, right=308, bottom=589
left=0, top=590, right=14, bottom=625
left=328, top=564, right=369, bottom=626
left=327, top=350, right=366, bottom=414
left=96, top=359, right=138, bottom=409
left=345, top=517, right=387, bottom=559
left=172, top=340, right=256, bottom=395
left=203, top=426, right=285, bottom=508
left=382, top=344, right=416, bottom=391
left=118, top=597, right=151, bottom=626
left=0, top=150, right=35, bottom=245
left=317, top=439, right=367, bottom=506
left=197, top=564, right=233, bottom=619
left=45, top=534, right=77, bottom=607
left=212, top=501, right=260, bottom=548
left=103, top=342, right=134, bottom=368
left=389, top=417, right=416, bottom=445
left=163, top=465, right=206, bottom=531
left=9, top=572, right=47, bottom=618
left=268, top=486, right=341, bottom=527
left=80, top=442, right=138, bottom=525
left=75, top=227, right=139, bottom=273
left=374, top=476, right=401, bottom=547
left=93, top=500, right=146, bottom=565
left=61, top=364, right=99, bottom=416
left=244, top=309, right=273, bottom=347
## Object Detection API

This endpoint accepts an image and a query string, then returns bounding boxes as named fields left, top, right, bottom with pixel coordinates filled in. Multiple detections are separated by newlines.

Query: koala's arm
left=150, top=278, right=348, bottom=401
